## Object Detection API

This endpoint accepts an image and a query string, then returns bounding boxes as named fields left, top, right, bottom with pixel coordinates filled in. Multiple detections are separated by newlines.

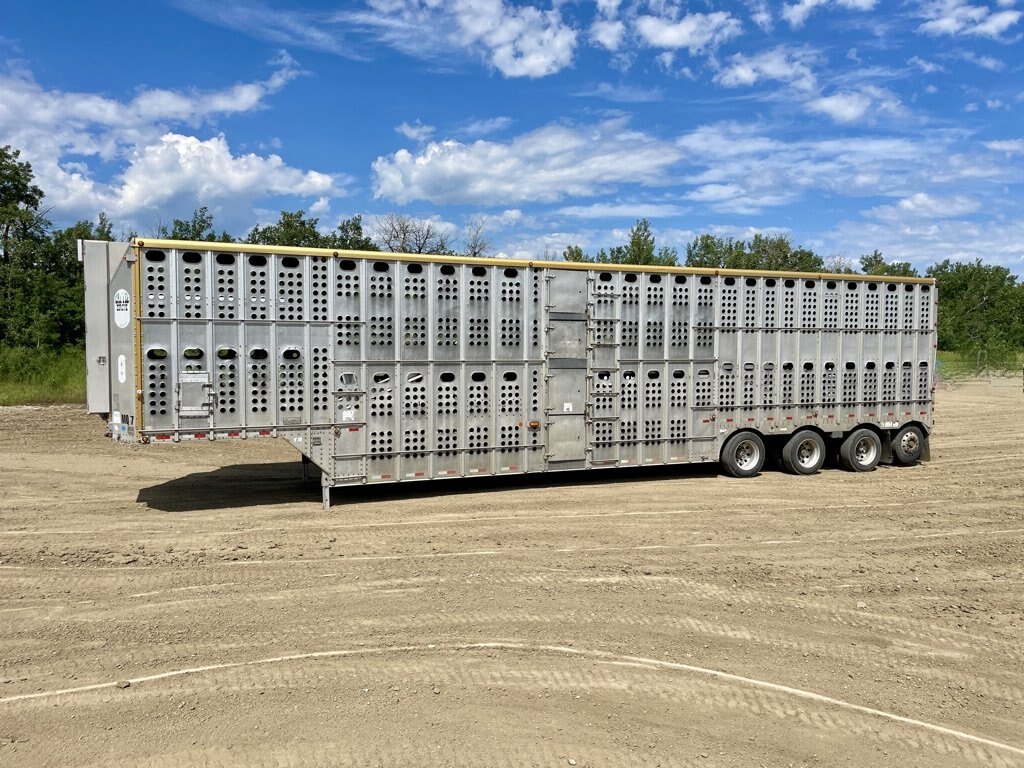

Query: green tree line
left=1, top=144, right=1022, bottom=363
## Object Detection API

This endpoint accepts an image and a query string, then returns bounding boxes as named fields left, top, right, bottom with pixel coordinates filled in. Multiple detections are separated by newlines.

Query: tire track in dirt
left=4, top=642, right=1021, bottom=767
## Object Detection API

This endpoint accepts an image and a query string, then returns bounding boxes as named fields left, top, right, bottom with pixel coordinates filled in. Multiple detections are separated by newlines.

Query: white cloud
left=556, top=202, right=687, bottom=218
left=827, top=215, right=1024, bottom=270
left=635, top=12, right=743, bottom=54
left=372, top=117, right=683, bottom=205
left=590, top=19, right=626, bottom=50
left=806, top=91, right=873, bottom=122
left=460, top=116, right=514, bottom=136
left=782, top=0, right=877, bottom=28
left=908, top=55, right=945, bottom=73
left=714, top=46, right=818, bottom=91
left=985, top=139, right=1024, bottom=152
left=395, top=120, right=435, bottom=141
left=575, top=82, right=665, bottom=103
left=747, top=0, right=774, bottom=30
left=965, top=101, right=979, bottom=111
left=986, top=98, right=1004, bottom=108
left=805, top=86, right=903, bottom=123
left=957, top=50, right=1005, bottom=70
left=917, top=0, right=1022, bottom=38
left=863, top=192, right=981, bottom=221
left=0, top=57, right=341, bottom=228
left=180, top=0, right=578, bottom=78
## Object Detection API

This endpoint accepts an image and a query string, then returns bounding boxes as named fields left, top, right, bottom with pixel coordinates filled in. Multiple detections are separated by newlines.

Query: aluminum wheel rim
left=795, top=438, right=821, bottom=469
left=900, top=431, right=919, bottom=455
left=854, top=436, right=878, bottom=466
left=734, top=439, right=761, bottom=470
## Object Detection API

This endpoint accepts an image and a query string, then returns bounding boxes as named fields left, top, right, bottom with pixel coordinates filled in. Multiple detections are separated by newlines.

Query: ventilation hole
left=440, top=371, right=455, bottom=382
left=440, top=265, right=455, bottom=275
left=763, top=362, right=775, bottom=371
left=674, top=275, right=687, bottom=284
left=887, top=283, right=897, bottom=291
left=217, top=348, right=237, bottom=360
left=866, top=361, right=876, bottom=370
left=724, top=277, right=735, bottom=286
left=373, top=372, right=390, bottom=384
left=373, top=261, right=390, bottom=272
left=250, top=348, right=269, bottom=360
left=672, top=369, right=685, bottom=379
left=407, top=263, right=423, bottom=274
left=625, top=273, right=638, bottom=283
left=700, top=276, right=711, bottom=285
left=472, top=266, right=486, bottom=277
left=249, top=255, right=267, bottom=267
left=182, top=347, right=204, bottom=360
left=783, top=362, right=794, bottom=371
left=145, top=250, right=166, bottom=262
left=846, top=362, right=856, bottom=370
left=650, top=274, right=662, bottom=283
left=721, top=363, right=734, bottom=373
left=647, top=370, right=660, bottom=379
left=765, top=278, right=776, bottom=287
left=216, top=253, right=235, bottom=265
left=868, top=282, right=878, bottom=291
left=599, top=272, right=613, bottom=282
left=340, top=259, right=356, bottom=270
left=744, top=362, right=755, bottom=371
left=746, top=278, right=757, bottom=286
left=283, top=349, right=301, bottom=360
left=146, top=348, right=168, bottom=360
left=281, top=257, right=300, bottom=269
left=885, top=361, right=895, bottom=370
left=825, top=362, right=835, bottom=370
left=182, top=252, right=201, bottom=264
left=784, top=279, right=795, bottom=288
left=407, top=372, right=424, bottom=383
left=623, top=370, right=636, bottom=380
left=504, top=268, right=518, bottom=278
left=905, top=284, right=914, bottom=292
left=921, top=285, right=931, bottom=293
left=826, top=280, right=837, bottom=289
left=803, top=362, right=814, bottom=371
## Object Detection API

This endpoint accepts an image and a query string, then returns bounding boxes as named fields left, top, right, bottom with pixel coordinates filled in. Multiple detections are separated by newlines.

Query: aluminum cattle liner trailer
left=82, top=239, right=935, bottom=508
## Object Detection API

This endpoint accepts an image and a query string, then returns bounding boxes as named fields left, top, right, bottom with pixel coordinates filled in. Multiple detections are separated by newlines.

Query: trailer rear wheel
left=891, top=424, right=924, bottom=465
left=839, top=428, right=881, bottom=472
left=721, top=431, right=765, bottom=478
left=782, top=430, right=826, bottom=475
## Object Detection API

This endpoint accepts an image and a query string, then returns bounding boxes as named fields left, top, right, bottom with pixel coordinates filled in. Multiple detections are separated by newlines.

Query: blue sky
left=1, top=1, right=1022, bottom=273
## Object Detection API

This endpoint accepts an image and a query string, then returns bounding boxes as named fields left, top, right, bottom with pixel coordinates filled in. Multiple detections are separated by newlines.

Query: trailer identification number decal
left=113, top=289, right=131, bottom=328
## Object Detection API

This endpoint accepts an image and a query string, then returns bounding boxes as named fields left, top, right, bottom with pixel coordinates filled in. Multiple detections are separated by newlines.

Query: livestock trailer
left=82, top=239, right=935, bottom=507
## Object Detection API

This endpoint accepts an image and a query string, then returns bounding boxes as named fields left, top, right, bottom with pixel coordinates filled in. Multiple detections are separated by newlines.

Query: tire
left=891, top=424, right=924, bottom=466
left=838, top=428, right=882, bottom=472
left=721, top=431, right=766, bottom=478
left=781, top=430, right=826, bottom=475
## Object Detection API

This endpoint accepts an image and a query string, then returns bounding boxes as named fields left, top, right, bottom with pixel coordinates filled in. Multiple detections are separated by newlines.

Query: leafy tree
left=158, top=206, right=235, bottom=242
left=247, top=210, right=378, bottom=251
left=561, top=219, right=677, bottom=266
left=563, top=244, right=586, bottom=262
left=684, top=234, right=745, bottom=268
left=926, top=259, right=1023, bottom=360
left=860, top=249, right=919, bottom=277
left=0, top=146, right=45, bottom=260
left=684, top=233, right=823, bottom=272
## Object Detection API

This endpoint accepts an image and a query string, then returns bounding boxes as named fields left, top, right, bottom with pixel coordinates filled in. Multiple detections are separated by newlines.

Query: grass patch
left=937, top=349, right=1024, bottom=380
left=0, top=346, right=86, bottom=405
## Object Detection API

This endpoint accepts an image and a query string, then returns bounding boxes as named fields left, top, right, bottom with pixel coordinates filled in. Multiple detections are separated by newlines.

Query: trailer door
left=546, top=270, right=588, bottom=469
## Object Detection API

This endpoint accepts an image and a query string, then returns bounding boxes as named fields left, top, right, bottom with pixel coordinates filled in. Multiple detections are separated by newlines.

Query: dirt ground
left=0, top=378, right=1022, bottom=768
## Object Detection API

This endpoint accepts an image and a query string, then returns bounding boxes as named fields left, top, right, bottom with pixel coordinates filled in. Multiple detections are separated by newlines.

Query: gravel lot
left=1, top=378, right=1022, bottom=767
